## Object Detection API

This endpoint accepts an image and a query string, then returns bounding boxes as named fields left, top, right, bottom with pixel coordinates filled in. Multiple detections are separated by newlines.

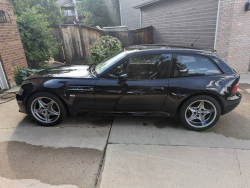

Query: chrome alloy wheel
left=31, top=97, right=60, bottom=123
left=185, top=100, right=217, bottom=128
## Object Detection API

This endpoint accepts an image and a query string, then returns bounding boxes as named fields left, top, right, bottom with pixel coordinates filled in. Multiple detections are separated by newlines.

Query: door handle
left=127, top=90, right=145, bottom=94
left=152, top=87, right=164, bottom=92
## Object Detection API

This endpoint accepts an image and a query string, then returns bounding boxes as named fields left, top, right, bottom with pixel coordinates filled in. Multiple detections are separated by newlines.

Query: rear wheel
left=179, top=95, right=221, bottom=131
left=27, top=92, right=67, bottom=126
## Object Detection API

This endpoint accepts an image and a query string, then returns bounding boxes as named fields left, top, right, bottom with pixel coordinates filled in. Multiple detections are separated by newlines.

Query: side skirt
left=72, top=110, right=176, bottom=117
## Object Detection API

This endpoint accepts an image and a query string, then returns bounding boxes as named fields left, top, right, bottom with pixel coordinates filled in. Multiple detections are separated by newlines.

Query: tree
left=77, top=0, right=115, bottom=27
left=16, top=8, right=59, bottom=69
left=12, top=0, right=66, bottom=27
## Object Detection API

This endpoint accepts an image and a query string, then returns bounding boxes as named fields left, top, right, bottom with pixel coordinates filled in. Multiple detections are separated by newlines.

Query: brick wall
left=216, top=0, right=250, bottom=74
left=0, top=0, right=28, bottom=87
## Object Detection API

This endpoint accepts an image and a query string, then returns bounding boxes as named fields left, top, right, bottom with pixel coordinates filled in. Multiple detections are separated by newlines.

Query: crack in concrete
left=235, top=149, right=249, bottom=188
left=94, top=117, right=114, bottom=188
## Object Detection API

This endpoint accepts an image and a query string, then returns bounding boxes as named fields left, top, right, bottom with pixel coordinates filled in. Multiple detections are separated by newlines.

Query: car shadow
left=15, top=114, right=114, bottom=129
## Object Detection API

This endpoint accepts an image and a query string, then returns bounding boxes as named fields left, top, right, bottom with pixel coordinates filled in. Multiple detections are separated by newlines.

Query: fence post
left=58, top=25, right=69, bottom=63
left=78, top=24, right=86, bottom=57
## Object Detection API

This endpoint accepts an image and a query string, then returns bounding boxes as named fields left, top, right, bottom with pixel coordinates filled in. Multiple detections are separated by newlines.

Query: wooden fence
left=51, top=24, right=102, bottom=64
left=103, top=26, right=154, bottom=48
left=51, top=25, right=153, bottom=64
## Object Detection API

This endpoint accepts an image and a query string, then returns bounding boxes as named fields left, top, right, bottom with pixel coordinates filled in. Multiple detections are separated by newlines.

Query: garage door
left=0, top=60, right=9, bottom=90
left=141, top=0, right=219, bottom=49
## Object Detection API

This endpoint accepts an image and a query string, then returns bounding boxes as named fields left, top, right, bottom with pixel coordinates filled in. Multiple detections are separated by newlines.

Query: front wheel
left=27, top=91, right=67, bottom=126
left=179, top=95, right=221, bottom=131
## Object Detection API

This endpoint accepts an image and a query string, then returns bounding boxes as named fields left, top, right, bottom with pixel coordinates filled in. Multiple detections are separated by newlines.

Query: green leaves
left=89, top=35, right=122, bottom=63
left=16, top=7, right=59, bottom=69
left=78, top=0, right=114, bottom=27
left=14, top=66, right=43, bottom=86
left=12, top=0, right=66, bottom=27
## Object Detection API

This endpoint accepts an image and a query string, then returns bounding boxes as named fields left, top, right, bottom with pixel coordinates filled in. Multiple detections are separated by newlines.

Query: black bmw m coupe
left=16, top=45, right=241, bottom=131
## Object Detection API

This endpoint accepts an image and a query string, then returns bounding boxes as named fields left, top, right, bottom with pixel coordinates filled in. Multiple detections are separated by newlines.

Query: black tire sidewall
left=27, top=91, right=67, bottom=126
left=180, top=95, right=221, bottom=131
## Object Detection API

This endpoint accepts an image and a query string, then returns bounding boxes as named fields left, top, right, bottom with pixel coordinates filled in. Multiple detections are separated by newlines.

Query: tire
left=27, top=91, right=67, bottom=126
left=179, top=95, right=221, bottom=131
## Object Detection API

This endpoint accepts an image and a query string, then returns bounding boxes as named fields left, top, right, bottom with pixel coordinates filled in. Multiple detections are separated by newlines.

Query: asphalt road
left=0, top=83, right=250, bottom=188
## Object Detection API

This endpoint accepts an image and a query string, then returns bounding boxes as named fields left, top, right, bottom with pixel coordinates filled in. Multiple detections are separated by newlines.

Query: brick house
left=0, top=0, right=28, bottom=90
left=119, top=0, right=250, bottom=74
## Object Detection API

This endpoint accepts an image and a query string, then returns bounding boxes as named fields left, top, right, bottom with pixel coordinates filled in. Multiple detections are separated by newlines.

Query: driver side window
left=104, top=60, right=129, bottom=79
left=127, top=54, right=172, bottom=79
left=103, top=54, right=172, bottom=80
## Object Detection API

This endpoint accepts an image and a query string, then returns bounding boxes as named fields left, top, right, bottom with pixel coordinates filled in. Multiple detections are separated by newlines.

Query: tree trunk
left=27, top=60, right=40, bottom=69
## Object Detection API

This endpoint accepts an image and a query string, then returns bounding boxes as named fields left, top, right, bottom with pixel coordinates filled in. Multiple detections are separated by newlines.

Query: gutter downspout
left=214, top=0, right=221, bottom=50
left=140, top=8, right=142, bottom=28
left=119, top=0, right=123, bottom=25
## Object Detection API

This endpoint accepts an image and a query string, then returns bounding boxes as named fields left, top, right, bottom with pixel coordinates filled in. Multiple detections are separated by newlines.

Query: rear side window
left=173, top=54, right=221, bottom=77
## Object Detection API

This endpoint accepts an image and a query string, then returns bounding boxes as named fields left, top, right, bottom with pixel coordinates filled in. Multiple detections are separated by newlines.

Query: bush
left=89, top=35, right=122, bottom=63
left=14, top=66, right=43, bottom=86
left=16, top=7, right=59, bottom=69
left=12, top=0, right=66, bottom=27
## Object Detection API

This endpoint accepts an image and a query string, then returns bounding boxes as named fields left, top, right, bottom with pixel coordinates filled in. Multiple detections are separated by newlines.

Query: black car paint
left=16, top=49, right=241, bottom=117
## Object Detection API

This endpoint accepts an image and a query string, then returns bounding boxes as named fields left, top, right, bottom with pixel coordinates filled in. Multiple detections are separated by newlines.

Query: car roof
left=124, top=45, right=216, bottom=56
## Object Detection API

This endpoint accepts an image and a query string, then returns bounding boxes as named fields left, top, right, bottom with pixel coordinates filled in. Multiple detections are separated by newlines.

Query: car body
left=16, top=45, right=242, bottom=130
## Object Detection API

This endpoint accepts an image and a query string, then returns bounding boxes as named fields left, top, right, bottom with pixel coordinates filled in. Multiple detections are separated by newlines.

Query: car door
left=95, top=53, right=172, bottom=111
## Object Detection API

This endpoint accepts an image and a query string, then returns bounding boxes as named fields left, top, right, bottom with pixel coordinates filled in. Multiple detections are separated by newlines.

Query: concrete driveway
left=0, top=82, right=250, bottom=188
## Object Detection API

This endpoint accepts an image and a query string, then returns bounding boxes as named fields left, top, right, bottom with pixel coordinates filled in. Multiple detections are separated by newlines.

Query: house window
left=64, top=10, right=73, bottom=16
left=0, top=10, right=11, bottom=23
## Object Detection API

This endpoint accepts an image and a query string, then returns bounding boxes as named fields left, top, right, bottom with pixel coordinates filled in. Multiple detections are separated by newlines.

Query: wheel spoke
left=49, top=110, right=59, bottom=116
left=37, top=99, right=46, bottom=108
left=34, top=109, right=43, bottom=114
left=43, top=111, right=50, bottom=122
left=199, top=115, right=206, bottom=126
left=46, top=100, right=55, bottom=109
left=188, top=107, right=197, bottom=113
left=188, top=114, right=198, bottom=121
left=203, top=109, right=211, bottom=115
left=198, top=101, right=205, bottom=110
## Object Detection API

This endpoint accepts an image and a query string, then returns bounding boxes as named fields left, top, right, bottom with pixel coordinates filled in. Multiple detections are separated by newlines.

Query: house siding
left=141, top=0, right=219, bottom=49
left=120, top=0, right=142, bottom=29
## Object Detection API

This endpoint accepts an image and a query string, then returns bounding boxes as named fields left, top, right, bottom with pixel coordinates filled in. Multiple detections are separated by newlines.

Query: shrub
left=16, top=7, right=59, bottom=69
left=89, top=35, right=122, bottom=63
left=14, top=66, right=43, bottom=86
left=12, top=0, right=66, bottom=27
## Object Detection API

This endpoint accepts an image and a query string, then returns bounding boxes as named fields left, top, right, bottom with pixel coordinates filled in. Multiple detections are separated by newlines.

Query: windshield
left=94, top=51, right=127, bottom=75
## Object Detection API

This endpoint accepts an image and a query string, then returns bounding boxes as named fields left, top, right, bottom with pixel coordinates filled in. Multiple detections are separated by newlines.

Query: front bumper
left=16, top=99, right=27, bottom=114
left=223, top=91, right=242, bottom=115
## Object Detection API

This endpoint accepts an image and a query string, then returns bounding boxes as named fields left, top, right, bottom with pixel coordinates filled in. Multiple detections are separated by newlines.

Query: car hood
left=27, top=65, right=96, bottom=79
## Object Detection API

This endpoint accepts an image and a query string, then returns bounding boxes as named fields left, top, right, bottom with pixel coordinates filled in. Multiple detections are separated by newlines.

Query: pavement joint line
left=0, top=127, right=18, bottom=130
left=94, top=117, right=114, bottom=188
left=107, top=142, right=250, bottom=151
left=235, top=149, right=249, bottom=188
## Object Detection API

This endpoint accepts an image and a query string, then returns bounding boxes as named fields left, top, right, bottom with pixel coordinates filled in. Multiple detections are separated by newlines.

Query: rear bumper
left=222, top=92, right=242, bottom=115
left=16, top=99, right=27, bottom=114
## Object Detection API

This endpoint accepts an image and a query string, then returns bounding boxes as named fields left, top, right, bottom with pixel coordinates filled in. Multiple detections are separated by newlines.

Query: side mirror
left=118, top=74, right=128, bottom=81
